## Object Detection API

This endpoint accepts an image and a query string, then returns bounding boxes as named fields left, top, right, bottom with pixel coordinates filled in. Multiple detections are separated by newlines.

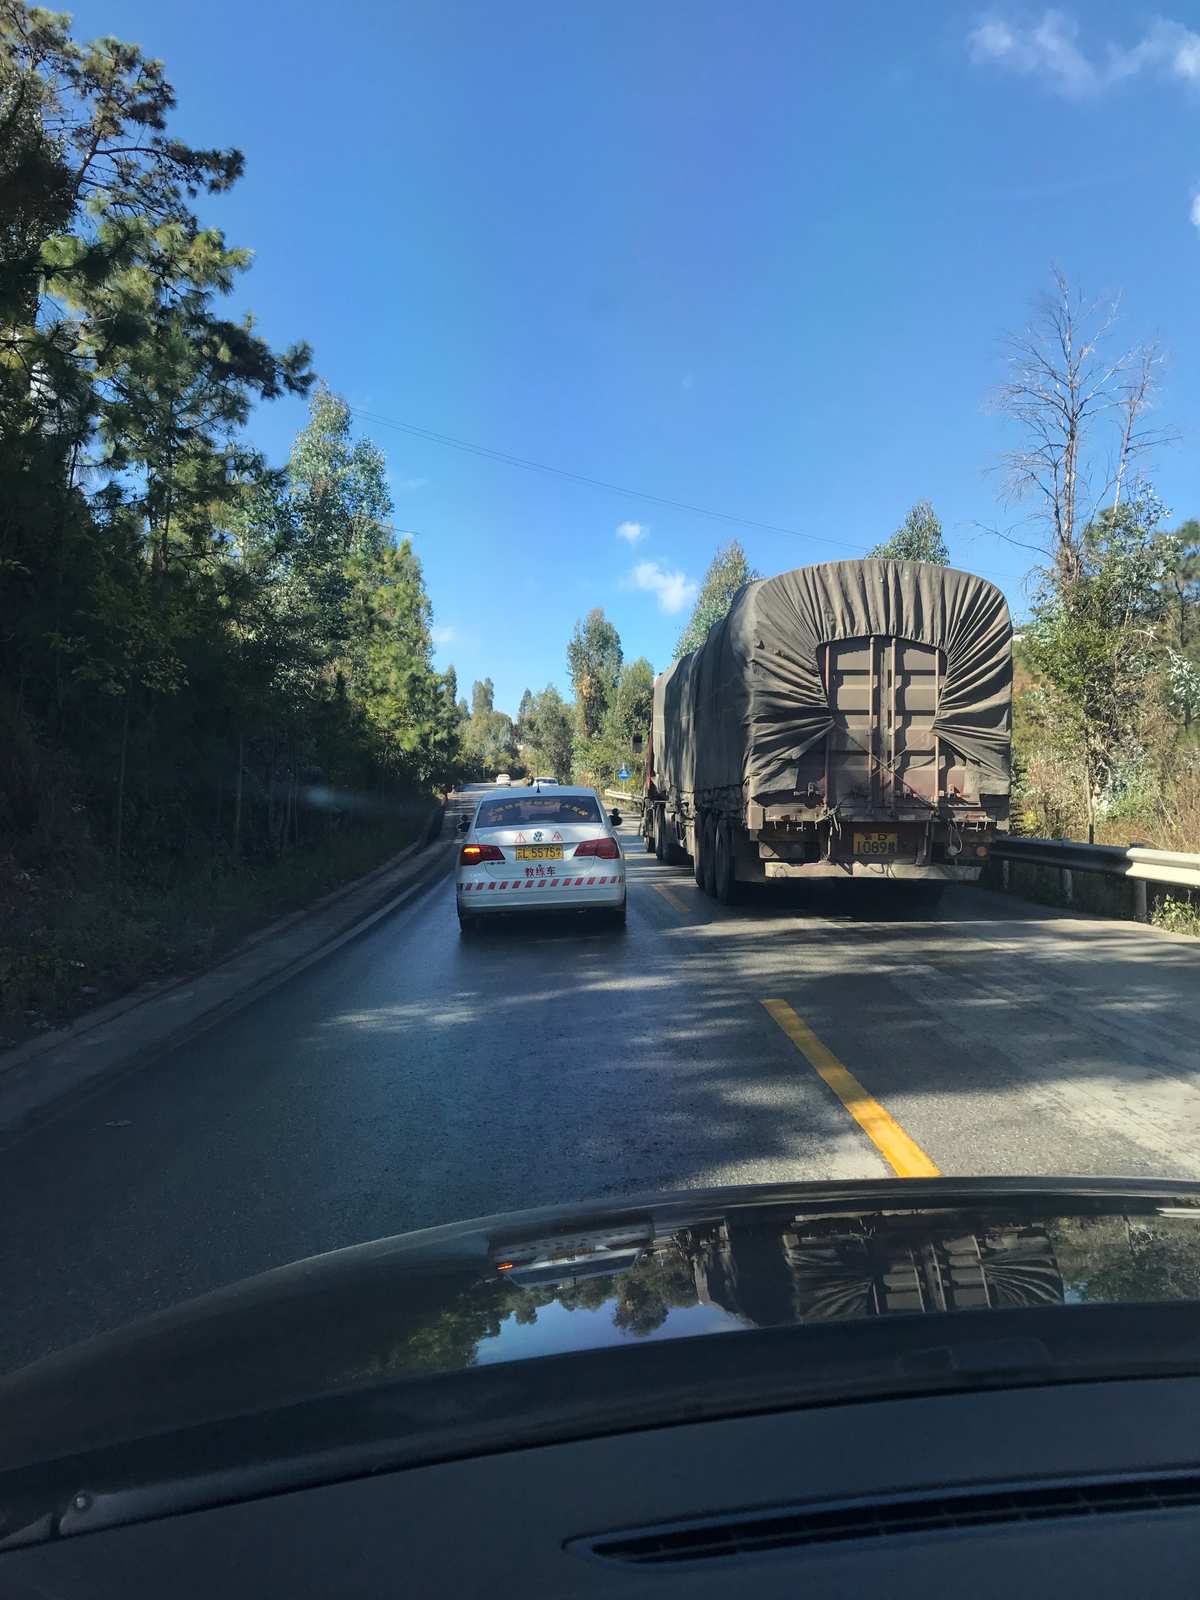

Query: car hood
left=5, top=1176, right=1200, bottom=1477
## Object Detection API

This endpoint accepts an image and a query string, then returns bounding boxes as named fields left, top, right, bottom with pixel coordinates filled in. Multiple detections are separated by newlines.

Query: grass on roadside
left=1, top=807, right=437, bottom=1043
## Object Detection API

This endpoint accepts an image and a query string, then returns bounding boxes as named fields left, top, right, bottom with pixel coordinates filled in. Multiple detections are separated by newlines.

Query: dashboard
left=3, top=1373, right=1199, bottom=1597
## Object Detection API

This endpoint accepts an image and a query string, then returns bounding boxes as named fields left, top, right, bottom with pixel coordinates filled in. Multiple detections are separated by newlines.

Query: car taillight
left=574, top=837, right=619, bottom=860
left=460, top=843, right=504, bottom=864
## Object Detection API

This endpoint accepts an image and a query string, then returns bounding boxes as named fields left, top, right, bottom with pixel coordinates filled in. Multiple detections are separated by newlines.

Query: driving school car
left=456, top=785, right=626, bottom=932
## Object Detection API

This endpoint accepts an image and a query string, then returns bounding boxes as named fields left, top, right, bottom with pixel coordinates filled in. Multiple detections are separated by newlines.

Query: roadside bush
left=1152, top=893, right=1200, bottom=937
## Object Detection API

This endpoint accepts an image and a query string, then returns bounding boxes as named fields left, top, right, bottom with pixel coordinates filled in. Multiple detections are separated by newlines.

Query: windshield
left=476, top=795, right=603, bottom=829
left=2, top=0, right=1199, bottom=1488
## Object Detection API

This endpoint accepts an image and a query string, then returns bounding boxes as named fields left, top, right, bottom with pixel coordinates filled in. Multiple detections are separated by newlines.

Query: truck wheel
left=714, top=818, right=739, bottom=905
left=699, top=814, right=718, bottom=896
left=653, top=811, right=667, bottom=861
left=692, top=814, right=706, bottom=887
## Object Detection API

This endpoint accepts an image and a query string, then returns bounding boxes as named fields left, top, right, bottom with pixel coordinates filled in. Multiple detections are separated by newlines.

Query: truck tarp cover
left=658, top=559, right=1011, bottom=803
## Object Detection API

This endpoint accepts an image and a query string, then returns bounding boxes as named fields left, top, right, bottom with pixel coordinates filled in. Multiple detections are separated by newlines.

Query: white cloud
left=431, top=625, right=456, bottom=646
left=968, top=11, right=1200, bottom=97
left=393, top=476, right=429, bottom=492
left=968, top=11, right=1094, bottom=95
left=627, top=560, right=698, bottom=615
left=616, top=520, right=648, bottom=545
left=1190, top=192, right=1200, bottom=230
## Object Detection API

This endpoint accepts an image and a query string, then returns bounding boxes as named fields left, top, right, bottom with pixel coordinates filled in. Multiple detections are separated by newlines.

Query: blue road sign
left=617, top=767, right=630, bottom=781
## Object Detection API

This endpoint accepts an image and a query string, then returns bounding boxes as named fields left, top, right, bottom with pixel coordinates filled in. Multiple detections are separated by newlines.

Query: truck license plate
left=853, top=831, right=897, bottom=856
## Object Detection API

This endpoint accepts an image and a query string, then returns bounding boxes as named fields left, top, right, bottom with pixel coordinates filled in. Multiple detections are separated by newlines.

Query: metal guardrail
left=989, top=835, right=1200, bottom=920
left=603, top=789, right=641, bottom=812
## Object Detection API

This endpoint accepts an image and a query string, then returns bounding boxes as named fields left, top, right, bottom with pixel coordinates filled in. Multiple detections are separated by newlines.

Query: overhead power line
left=349, top=405, right=859, bottom=554
left=349, top=404, right=1020, bottom=589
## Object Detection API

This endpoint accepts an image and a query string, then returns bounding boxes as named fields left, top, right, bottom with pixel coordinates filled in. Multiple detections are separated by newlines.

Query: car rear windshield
left=476, top=795, right=603, bottom=828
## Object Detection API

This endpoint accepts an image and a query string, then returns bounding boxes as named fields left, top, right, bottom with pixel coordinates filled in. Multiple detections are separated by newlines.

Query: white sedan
left=456, top=786, right=626, bottom=933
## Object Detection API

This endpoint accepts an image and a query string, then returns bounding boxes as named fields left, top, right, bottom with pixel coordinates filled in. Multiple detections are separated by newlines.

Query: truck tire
left=692, top=814, right=706, bottom=887
left=699, top=813, right=718, bottom=896
left=653, top=810, right=667, bottom=862
left=714, top=817, right=739, bottom=905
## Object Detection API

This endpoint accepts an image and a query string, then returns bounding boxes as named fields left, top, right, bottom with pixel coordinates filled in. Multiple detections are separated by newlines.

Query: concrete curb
left=0, top=811, right=456, bottom=1138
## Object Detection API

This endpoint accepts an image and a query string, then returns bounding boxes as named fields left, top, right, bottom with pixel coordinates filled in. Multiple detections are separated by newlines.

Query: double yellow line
left=762, top=999, right=940, bottom=1178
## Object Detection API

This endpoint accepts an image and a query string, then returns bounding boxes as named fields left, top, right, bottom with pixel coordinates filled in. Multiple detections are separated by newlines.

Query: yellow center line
left=652, top=882, right=692, bottom=917
left=761, top=998, right=940, bottom=1178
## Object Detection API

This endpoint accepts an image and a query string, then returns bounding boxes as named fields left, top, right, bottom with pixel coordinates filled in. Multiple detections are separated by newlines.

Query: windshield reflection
left=354, top=1205, right=1200, bottom=1386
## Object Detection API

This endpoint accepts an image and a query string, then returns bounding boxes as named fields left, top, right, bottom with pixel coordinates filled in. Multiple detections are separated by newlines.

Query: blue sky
left=68, top=1, right=1200, bottom=713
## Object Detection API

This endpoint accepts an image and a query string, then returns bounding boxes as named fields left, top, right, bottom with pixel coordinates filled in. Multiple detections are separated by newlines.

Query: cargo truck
left=641, top=558, right=1012, bottom=903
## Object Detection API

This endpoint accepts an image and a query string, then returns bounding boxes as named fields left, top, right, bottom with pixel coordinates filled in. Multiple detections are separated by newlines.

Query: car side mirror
left=609, top=809, right=622, bottom=827
left=456, top=816, right=470, bottom=833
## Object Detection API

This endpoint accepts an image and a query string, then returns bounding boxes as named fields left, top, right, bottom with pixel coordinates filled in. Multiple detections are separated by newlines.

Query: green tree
left=522, top=684, right=574, bottom=780
left=581, top=657, right=655, bottom=788
left=353, top=538, right=443, bottom=780
left=674, top=539, right=759, bottom=657
left=289, top=383, right=392, bottom=570
left=567, top=607, right=622, bottom=739
left=0, top=2, right=310, bottom=881
left=609, top=657, right=655, bottom=741
left=1025, top=487, right=1175, bottom=841
left=1157, top=521, right=1200, bottom=732
left=869, top=500, right=949, bottom=565
left=0, top=2, right=477, bottom=1022
left=462, top=678, right=518, bottom=776
left=429, top=666, right=466, bottom=790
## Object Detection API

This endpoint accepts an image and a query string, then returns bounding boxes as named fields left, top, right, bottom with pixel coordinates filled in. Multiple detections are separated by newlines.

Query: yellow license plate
left=515, top=845, right=563, bottom=861
left=853, top=831, right=897, bottom=856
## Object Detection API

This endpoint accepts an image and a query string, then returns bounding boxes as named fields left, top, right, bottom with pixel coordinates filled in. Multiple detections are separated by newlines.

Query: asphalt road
left=3, top=825, right=1200, bottom=1373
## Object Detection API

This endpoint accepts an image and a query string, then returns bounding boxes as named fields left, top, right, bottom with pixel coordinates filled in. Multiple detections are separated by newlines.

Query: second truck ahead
left=641, top=558, right=1013, bottom=903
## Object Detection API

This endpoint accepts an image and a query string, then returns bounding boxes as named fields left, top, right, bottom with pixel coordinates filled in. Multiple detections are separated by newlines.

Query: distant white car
left=493, top=772, right=512, bottom=787
left=457, top=785, right=626, bottom=933
left=530, top=776, right=557, bottom=786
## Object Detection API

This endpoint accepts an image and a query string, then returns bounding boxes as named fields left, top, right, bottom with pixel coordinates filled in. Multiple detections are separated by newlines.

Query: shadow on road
left=458, top=912, right=626, bottom=943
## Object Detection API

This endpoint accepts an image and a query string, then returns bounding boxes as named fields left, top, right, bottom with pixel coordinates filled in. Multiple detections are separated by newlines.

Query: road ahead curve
left=2, top=825, right=1199, bottom=1373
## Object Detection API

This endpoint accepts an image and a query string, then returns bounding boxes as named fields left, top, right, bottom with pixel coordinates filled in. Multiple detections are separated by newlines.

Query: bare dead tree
left=991, top=269, right=1169, bottom=586
left=1110, top=345, right=1172, bottom=514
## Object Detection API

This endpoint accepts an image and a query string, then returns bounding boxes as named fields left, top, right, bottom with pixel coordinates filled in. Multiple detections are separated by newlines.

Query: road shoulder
left=0, top=823, right=456, bottom=1137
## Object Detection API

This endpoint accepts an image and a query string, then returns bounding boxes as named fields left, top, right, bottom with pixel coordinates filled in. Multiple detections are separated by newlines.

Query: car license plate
left=853, top=831, right=897, bottom=856
left=515, top=845, right=563, bottom=861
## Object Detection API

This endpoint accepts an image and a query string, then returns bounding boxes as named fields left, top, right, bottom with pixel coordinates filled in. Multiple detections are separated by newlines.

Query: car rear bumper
left=457, top=870, right=625, bottom=914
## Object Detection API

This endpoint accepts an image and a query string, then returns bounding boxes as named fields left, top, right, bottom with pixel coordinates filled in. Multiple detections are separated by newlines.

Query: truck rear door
left=796, top=636, right=945, bottom=811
